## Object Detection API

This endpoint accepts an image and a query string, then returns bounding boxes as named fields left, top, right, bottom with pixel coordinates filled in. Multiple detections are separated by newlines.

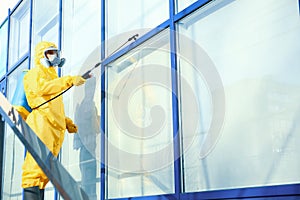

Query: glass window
left=61, top=0, right=101, bottom=199
left=0, top=21, right=8, bottom=78
left=177, top=0, right=300, bottom=192
left=106, top=30, right=174, bottom=198
left=2, top=60, right=28, bottom=199
left=176, top=0, right=198, bottom=13
left=8, top=0, right=30, bottom=69
left=30, top=0, right=59, bottom=67
left=106, top=0, right=169, bottom=53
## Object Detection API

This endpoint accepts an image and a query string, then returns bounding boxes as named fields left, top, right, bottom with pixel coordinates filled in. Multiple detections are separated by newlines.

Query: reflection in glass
left=106, top=30, right=174, bottom=198
left=178, top=0, right=300, bottom=192
left=73, top=77, right=99, bottom=199
left=61, top=0, right=101, bottom=199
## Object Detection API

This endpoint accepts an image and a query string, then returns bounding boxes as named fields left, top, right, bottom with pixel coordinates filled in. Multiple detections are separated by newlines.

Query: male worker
left=21, top=41, right=87, bottom=200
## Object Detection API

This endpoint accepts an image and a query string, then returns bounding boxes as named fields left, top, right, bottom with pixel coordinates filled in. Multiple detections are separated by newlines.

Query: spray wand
left=82, top=34, right=139, bottom=79
left=32, top=34, right=139, bottom=110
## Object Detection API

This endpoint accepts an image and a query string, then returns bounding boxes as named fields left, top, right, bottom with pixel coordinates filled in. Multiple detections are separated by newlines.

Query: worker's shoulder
left=25, top=66, right=44, bottom=76
left=23, top=66, right=44, bottom=81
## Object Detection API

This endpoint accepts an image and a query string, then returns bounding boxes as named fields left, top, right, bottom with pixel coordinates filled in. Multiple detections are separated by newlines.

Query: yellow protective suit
left=21, top=41, right=84, bottom=189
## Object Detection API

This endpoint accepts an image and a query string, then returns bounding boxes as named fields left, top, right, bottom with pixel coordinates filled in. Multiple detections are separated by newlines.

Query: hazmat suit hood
left=35, top=41, right=58, bottom=67
left=35, top=41, right=65, bottom=68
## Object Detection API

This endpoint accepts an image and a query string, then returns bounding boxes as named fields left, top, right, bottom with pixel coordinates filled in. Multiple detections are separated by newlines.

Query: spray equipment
left=81, top=33, right=139, bottom=79
left=30, top=33, right=140, bottom=110
left=12, top=70, right=32, bottom=120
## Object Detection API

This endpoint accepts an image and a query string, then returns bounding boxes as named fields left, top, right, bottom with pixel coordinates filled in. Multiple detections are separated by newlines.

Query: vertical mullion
left=100, top=0, right=106, bottom=200
left=169, top=0, right=181, bottom=197
left=54, top=1, right=63, bottom=200
left=57, top=0, right=63, bottom=77
left=28, top=0, right=33, bottom=70
left=6, top=9, right=10, bottom=76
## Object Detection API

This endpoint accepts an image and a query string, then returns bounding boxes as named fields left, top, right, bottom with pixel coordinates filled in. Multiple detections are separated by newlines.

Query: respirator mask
left=40, top=47, right=66, bottom=67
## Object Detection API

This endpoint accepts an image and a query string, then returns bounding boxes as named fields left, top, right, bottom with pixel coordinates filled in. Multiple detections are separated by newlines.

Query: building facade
left=0, top=0, right=300, bottom=199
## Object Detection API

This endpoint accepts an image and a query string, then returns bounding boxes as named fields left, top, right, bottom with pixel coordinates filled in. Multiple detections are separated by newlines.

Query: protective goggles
left=44, top=47, right=61, bottom=59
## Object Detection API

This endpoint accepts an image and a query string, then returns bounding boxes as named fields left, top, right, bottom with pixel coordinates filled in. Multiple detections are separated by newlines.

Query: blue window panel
left=96, top=184, right=300, bottom=199
left=169, top=0, right=181, bottom=196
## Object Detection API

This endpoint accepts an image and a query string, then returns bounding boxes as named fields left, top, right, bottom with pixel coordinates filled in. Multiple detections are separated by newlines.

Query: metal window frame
left=1, top=0, right=300, bottom=199
left=100, top=0, right=300, bottom=199
left=7, top=0, right=31, bottom=70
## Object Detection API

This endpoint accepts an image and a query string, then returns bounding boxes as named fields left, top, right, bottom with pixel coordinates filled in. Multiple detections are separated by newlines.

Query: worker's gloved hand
left=65, top=117, right=78, bottom=133
left=72, top=76, right=86, bottom=86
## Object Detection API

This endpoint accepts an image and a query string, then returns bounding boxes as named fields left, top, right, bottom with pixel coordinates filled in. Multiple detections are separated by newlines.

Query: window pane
left=178, top=0, right=300, bottom=192
left=2, top=60, right=28, bottom=199
left=31, top=0, right=59, bottom=65
left=176, top=0, right=198, bottom=13
left=106, top=30, right=174, bottom=198
left=0, top=21, right=8, bottom=78
left=106, top=0, right=169, bottom=49
left=8, top=0, right=30, bottom=68
left=61, top=0, right=101, bottom=199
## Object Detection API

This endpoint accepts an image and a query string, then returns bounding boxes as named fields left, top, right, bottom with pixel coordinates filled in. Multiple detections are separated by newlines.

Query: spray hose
left=32, top=34, right=139, bottom=110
